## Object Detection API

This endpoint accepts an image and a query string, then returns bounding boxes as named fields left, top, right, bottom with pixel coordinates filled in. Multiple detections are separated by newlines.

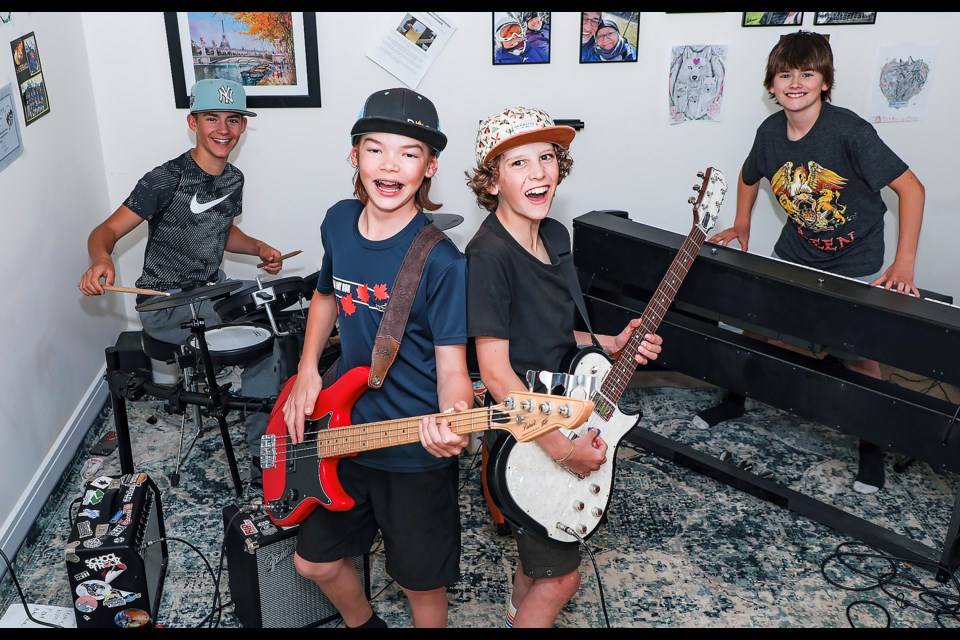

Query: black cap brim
left=351, top=117, right=447, bottom=153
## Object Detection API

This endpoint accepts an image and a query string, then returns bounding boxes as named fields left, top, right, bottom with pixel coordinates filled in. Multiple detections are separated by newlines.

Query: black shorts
left=511, top=524, right=581, bottom=579
left=295, top=458, right=461, bottom=591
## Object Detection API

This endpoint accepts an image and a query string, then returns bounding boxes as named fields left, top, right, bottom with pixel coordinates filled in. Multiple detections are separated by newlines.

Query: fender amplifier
left=222, top=504, right=370, bottom=628
left=65, top=473, right=168, bottom=629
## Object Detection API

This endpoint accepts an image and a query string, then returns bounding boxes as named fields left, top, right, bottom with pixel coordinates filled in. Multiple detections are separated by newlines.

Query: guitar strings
left=265, top=408, right=548, bottom=464
left=599, top=237, right=699, bottom=400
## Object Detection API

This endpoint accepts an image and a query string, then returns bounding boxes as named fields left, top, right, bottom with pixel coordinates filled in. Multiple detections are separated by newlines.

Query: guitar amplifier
left=222, top=504, right=370, bottom=628
left=65, top=473, right=168, bottom=629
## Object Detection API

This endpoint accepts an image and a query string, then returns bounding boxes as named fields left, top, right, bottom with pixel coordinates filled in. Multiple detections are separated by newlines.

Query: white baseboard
left=0, top=367, right=108, bottom=572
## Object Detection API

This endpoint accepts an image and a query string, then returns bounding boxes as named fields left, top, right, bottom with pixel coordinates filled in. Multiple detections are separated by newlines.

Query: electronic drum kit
left=124, top=213, right=465, bottom=382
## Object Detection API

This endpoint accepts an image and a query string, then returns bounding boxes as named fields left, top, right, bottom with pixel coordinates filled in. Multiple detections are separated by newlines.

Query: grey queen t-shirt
left=742, top=102, right=908, bottom=277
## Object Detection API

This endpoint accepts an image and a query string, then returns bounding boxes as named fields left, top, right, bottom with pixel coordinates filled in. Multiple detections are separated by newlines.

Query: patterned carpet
left=2, top=370, right=959, bottom=629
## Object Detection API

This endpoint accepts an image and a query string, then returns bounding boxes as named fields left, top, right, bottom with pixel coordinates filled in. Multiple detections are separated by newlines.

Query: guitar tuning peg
left=692, top=184, right=702, bottom=192
left=688, top=196, right=697, bottom=205
left=696, top=171, right=705, bottom=178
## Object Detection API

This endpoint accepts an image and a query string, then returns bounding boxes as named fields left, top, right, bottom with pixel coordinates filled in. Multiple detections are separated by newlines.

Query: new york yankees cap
left=189, top=79, right=257, bottom=117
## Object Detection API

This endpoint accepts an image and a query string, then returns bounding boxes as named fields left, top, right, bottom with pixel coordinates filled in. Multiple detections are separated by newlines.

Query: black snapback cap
left=350, top=87, right=447, bottom=153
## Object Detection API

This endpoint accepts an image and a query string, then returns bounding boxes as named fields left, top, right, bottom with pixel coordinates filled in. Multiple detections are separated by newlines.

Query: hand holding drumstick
left=257, top=249, right=302, bottom=270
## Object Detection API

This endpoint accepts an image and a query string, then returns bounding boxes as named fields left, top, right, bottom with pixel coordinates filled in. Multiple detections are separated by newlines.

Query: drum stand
left=173, top=311, right=245, bottom=493
left=106, top=288, right=274, bottom=496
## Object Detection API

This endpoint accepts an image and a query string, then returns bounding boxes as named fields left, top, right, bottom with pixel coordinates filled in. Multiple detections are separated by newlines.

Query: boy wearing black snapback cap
left=79, top=78, right=287, bottom=490
left=281, top=87, right=472, bottom=628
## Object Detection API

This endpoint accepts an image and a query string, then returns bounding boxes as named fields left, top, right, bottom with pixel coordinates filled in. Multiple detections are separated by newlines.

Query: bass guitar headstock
left=491, top=392, right=594, bottom=442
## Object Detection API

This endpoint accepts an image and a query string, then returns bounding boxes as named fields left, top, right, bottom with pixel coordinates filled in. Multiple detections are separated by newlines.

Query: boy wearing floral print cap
left=463, top=107, right=663, bottom=627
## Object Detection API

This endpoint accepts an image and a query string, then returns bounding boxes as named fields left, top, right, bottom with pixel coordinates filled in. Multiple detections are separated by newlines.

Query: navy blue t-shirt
left=315, top=199, right=468, bottom=472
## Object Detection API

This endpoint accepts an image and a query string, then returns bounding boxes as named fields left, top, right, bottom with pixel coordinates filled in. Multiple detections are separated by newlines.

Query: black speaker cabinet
left=223, top=504, right=370, bottom=628
left=66, top=473, right=168, bottom=628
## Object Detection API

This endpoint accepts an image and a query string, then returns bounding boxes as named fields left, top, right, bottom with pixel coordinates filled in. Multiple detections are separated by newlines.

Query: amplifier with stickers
left=65, top=473, right=168, bottom=628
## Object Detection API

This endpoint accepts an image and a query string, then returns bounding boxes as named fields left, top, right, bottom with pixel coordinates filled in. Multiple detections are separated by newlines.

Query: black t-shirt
left=742, top=102, right=908, bottom=277
left=465, top=213, right=577, bottom=383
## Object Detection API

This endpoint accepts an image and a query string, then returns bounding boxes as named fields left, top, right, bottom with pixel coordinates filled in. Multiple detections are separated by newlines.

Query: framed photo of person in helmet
left=492, top=12, right=551, bottom=65
left=580, top=12, right=639, bottom=63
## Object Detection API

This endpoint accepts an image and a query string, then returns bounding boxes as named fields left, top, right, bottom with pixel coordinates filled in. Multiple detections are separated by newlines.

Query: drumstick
left=103, top=285, right=170, bottom=297
left=258, top=250, right=302, bottom=268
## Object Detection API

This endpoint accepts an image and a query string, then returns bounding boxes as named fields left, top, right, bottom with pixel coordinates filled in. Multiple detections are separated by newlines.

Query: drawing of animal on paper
left=669, top=44, right=726, bottom=124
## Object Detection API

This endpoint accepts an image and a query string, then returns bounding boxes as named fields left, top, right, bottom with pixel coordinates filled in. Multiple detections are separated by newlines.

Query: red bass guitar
left=260, top=365, right=594, bottom=527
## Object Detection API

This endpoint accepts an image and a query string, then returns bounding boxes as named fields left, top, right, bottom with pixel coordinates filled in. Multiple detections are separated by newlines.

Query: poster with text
left=10, top=32, right=50, bottom=125
left=0, top=84, right=23, bottom=172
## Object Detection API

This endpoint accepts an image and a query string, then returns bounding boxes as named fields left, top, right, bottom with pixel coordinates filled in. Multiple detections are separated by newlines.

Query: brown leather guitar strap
left=321, top=222, right=446, bottom=389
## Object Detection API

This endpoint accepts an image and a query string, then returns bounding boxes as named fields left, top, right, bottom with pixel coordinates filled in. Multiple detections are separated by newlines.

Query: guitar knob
left=578, top=525, right=588, bottom=534
left=590, top=484, right=601, bottom=494
left=592, top=507, right=603, bottom=517
left=573, top=501, right=584, bottom=511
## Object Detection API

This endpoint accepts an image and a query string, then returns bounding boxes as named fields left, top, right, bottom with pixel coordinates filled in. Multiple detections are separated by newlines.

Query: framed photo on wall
left=492, top=12, right=550, bottom=65
left=742, top=12, right=804, bottom=27
left=580, top=12, right=639, bottom=63
left=164, top=11, right=320, bottom=109
left=814, top=12, right=876, bottom=25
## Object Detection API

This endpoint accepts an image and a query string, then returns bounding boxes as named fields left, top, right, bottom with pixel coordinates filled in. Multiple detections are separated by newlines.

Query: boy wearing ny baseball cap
left=464, top=107, right=663, bottom=627
left=80, top=78, right=286, bottom=491
left=281, top=88, right=472, bottom=628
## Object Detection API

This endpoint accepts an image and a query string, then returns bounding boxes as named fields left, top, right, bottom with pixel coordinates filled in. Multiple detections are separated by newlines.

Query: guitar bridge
left=260, top=435, right=275, bottom=469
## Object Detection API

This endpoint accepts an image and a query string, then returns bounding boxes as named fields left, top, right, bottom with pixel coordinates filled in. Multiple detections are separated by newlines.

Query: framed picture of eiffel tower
left=164, top=12, right=321, bottom=109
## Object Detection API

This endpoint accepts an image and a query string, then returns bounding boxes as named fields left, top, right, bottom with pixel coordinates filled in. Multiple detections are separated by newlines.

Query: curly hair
left=350, top=140, right=442, bottom=212
left=465, top=143, right=574, bottom=212
left=764, top=30, right=834, bottom=103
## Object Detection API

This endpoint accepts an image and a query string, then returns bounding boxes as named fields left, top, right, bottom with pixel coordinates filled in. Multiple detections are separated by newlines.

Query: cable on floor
left=0, top=548, right=62, bottom=628
left=820, top=540, right=960, bottom=628
left=458, top=447, right=481, bottom=493
left=142, top=536, right=217, bottom=628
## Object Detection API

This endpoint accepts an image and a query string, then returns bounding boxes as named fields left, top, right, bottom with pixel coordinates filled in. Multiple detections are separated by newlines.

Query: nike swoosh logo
left=190, top=191, right=233, bottom=214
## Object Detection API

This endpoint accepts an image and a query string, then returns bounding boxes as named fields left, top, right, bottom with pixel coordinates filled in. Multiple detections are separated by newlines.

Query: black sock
left=349, top=612, right=388, bottom=629
left=856, top=440, right=885, bottom=488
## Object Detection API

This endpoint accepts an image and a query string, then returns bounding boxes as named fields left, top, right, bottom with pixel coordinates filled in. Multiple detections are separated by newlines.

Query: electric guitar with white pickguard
left=260, top=366, right=594, bottom=527
left=486, top=167, right=728, bottom=542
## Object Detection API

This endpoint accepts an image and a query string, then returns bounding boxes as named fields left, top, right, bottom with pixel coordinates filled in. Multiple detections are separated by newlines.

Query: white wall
left=2, top=11, right=958, bottom=561
left=0, top=12, right=114, bottom=558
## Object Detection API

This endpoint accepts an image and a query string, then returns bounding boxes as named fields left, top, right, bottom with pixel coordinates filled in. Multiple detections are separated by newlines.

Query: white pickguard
left=501, top=351, right=639, bottom=543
